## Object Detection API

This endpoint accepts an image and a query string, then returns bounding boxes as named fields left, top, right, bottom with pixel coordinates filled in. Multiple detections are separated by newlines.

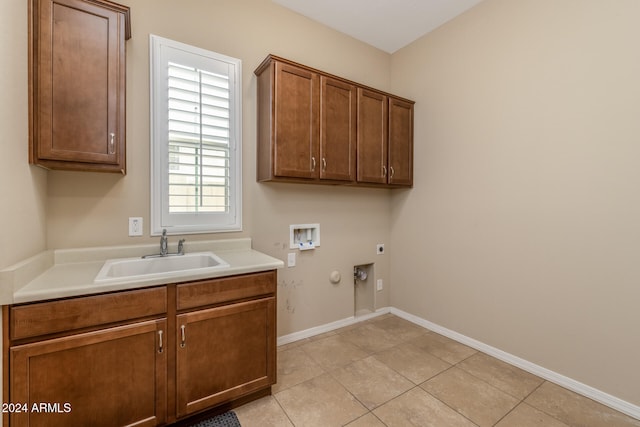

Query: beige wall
left=36, top=0, right=392, bottom=336
left=390, top=0, right=640, bottom=406
left=0, top=0, right=47, bottom=270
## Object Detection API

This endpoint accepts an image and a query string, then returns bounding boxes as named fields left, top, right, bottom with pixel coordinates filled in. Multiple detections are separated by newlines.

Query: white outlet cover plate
left=129, top=217, right=143, bottom=236
left=287, top=253, right=296, bottom=267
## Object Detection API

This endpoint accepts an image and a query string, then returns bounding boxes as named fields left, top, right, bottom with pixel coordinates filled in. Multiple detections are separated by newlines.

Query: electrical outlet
left=287, top=253, right=296, bottom=268
left=128, top=217, right=143, bottom=236
left=377, top=279, right=383, bottom=291
left=376, top=243, right=385, bottom=255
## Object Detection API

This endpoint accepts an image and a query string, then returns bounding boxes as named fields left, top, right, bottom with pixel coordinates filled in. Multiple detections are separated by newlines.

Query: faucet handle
left=162, top=229, right=167, bottom=237
left=178, top=239, right=186, bottom=255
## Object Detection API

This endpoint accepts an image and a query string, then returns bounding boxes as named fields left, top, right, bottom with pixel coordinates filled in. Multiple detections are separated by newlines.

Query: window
left=150, top=35, right=242, bottom=234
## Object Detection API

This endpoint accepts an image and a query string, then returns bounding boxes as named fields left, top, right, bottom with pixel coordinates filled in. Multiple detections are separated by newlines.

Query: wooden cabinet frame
left=255, top=54, right=414, bottom=188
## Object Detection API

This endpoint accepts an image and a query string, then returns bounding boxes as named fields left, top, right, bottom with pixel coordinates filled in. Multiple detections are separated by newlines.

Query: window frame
left=149, top=34, right=242, bottom=236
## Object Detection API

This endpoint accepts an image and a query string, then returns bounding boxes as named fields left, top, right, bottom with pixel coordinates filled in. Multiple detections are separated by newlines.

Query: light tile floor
left=235, top=314, right=640, bottom=427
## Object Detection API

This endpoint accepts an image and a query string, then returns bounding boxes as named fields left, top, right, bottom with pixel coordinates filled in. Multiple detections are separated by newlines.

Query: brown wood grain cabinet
left=4, top=271, right=277, bottom=426
left=255, top=54, right=413, bottom=188
left=10, top=320, right=167, bottom=427
left=7, top=286, right=167, bottom=426
left=176, top=297, right=276, bottom=418
left=29, top=0, right=131, bottom=173
left=269, top=60, right=320, bottom=179
left=175, top=271, right=276, bottom=419
left=357, top=88, right=388, bottom=185
left=320, top=77, right=357, bottom=181
left=358, top=92, right=414, bottom=187
left=257, top=58, right=327, bottom=181
left=387, top=97, right=414, bottom=186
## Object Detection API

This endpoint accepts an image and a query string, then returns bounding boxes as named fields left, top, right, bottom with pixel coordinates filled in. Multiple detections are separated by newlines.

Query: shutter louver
left=167, top=62, right=230, bottom=213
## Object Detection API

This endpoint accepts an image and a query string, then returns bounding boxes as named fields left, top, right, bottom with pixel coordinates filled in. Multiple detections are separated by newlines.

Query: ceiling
left=272, top=0, right=484, bottom=53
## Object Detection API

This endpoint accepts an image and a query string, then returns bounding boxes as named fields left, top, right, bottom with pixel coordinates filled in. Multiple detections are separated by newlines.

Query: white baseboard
left=276, top=306, right=639, bottom=421
left=389, top=307, right=640, bottom=421
left=277, top=307, right=390, bottom=346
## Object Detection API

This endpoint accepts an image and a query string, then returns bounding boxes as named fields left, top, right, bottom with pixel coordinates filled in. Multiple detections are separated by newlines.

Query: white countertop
left=0, top=238, right=284, bottom=305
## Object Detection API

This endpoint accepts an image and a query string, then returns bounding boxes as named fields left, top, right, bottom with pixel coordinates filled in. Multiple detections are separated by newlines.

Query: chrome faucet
left=142, top=229, right=186, bottom=258
left=160, top=229, right=169, bottom=256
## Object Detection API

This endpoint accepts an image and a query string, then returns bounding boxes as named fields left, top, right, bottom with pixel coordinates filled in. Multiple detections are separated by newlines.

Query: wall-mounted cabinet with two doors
left=255, top=55, right=414, bottom=188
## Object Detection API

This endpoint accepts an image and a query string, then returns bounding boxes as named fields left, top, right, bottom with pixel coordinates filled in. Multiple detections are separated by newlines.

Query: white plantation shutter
left=168, top=63, right=230, bottom=213
left=150, top=36, right=242, bottom=234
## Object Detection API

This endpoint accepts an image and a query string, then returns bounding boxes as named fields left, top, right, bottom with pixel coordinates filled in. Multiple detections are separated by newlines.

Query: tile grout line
left=514, top=381, right=572, bottom=427
left=419, top=385, right=481, bottom=427
left=272, top=392, right=298, bottom=427
left=339, top=319, right=523, bottom=427
left=282, top=318, right=425, bottom=425
left=294, top=317, right=472, bottom=425
left=343, top=321, right=482, bottom=426
left=273, top=315, right=638, bottom=426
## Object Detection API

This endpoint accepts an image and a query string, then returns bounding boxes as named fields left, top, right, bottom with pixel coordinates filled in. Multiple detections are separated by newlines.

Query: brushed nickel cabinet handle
left=158, top=330, right=164, bottom=353
left=180, top=325, right=186, bottom=348
left=390, top=166, right=395, bottom=179
left=322, top=158, right=327, bottom=171
left=311, top=157, right=316, bottom=171
left=109, top=133, right=116, bottom=154
left=382, top=165, right=387, bottom=177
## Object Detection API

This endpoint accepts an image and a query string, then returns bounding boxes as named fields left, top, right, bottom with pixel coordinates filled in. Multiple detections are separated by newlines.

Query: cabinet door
left=273, top=62, right=320, bottom=179
left=176, top=297, right=276, bottom=418
left=357, top=88, right=388, bottom=184
left=10, top=319, right=167, bottom=427
left=320, top=77, right=356, bottom=181
left=388, top=97, right=414, bottom=187
left=31, top=0, right=127, bottom=172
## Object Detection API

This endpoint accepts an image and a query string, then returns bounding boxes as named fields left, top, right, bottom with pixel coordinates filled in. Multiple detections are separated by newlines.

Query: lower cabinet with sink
left=3, top=270, right=277, bottom=426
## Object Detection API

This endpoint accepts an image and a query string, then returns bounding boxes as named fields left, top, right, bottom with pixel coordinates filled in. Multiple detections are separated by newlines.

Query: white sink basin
left=94, top=252, right=230, bottom=283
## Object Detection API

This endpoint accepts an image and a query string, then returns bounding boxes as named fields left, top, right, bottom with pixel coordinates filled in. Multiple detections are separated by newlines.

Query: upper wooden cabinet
left=357, top=88, right=388, bottom=185
left=358, top=91, right=414, bottom=187
left=264, top=60, right=320, bottom=180
left=29, top=0, right=131, bottom=173
left=321, top=76, right=357, bottom=181
left=388, top=97, right=414, bottom=186
left=255, top=55, right=412, bottom=188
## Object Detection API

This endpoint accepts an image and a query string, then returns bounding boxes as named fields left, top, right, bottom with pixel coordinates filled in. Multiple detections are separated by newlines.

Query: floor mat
left=191, top=411, right=241, bottom=427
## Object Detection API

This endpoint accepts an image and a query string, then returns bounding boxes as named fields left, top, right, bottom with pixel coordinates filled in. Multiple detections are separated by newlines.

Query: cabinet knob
left=109, top=133, right=116, bottom=154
